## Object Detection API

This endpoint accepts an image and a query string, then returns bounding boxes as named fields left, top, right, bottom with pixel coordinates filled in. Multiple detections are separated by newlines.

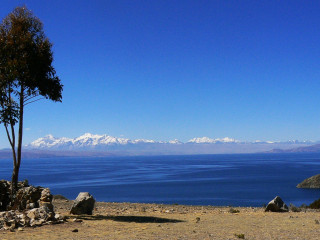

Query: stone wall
left=0, top=180, right=47, bottom=211
left=0, top=180, right=65, bottom=231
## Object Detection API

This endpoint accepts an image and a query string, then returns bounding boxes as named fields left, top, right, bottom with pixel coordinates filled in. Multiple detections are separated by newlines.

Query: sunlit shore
left=2, top=199, right=320, bottom=240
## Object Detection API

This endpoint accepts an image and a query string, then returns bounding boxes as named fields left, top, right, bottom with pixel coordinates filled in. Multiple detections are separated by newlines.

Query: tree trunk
left=10, top=149, right=17, bottom=196
left=4, top=123, right=17, bottom=197
left=11, top=86, right=24, bottom=196
left=10, top=166, right=19, bottom=196
left=10, top=140, right=17, bottom=196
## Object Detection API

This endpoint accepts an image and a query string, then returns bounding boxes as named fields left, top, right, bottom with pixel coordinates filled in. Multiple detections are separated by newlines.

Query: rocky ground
left=1, top=198, right=320, bottom=240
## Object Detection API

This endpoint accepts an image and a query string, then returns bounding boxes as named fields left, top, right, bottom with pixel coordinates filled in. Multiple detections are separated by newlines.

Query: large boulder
left=265, top=196, right=289, bottom=212
left=297, top=174, right=320, bottom=188
left=70, top=192, right=95, bottom=215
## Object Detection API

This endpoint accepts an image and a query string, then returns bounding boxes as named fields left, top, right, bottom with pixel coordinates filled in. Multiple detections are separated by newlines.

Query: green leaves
left=0, top=101, right=19, bottom=125
left=0, top=6, right=63, bottom=192
left=0, top=6, right=63, bottom=107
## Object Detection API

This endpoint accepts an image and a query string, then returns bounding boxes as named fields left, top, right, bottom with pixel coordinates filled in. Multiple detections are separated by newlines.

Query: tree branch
left=24, top=97, right=45, bottom=106
left=24, top=94, right=38, bottom=103
left=4, top=124, right=13, bottom=147
left=4, top=123, right=16, bottom=167
left=10, top=118, right=16, bottom=151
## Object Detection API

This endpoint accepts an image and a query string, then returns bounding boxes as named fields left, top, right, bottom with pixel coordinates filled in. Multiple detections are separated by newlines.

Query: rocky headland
left=297, top=174, right=320, bottom=188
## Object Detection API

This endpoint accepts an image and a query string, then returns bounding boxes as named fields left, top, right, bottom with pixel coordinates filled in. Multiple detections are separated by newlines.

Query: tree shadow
left=73, top=214, right=185, bottom=223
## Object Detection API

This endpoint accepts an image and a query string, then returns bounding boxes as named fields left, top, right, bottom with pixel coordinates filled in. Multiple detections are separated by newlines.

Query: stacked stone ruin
left=0, top=180, right=65, bottom=231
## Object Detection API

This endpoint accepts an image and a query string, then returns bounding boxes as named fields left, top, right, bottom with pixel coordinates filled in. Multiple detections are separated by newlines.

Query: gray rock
left=70, top=192, right=95, bottom=215
left=27, top=208, right=41, bottom=220
left=28, top=203, right=36, bottom=209
left=39, top=188, right=54, bottom=212
left=40, top=188, right=53, bottom=202
left=297, top=174, right=320, bottom=188
left=265, top=196, right=289, bottom=212
left=72, top=218, right=83, bottom=222
left=39, top=201, right=54, bottom=212
left=0, top=205, right=64, bottom=230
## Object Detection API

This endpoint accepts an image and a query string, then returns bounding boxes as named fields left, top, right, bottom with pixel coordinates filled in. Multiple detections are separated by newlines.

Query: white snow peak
left=26, top=133, right=314, bottom=150
left=187, top=137, right=239, bottom=144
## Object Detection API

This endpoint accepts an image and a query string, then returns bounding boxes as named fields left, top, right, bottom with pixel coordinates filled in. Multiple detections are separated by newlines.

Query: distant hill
left=268, top=144, right=320, bottom=153
left=0, top=149, right=115, bottom=159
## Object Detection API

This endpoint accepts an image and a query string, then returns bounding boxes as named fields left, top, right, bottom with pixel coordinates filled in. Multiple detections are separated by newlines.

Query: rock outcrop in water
left=297, top=174, right=320, bottom=188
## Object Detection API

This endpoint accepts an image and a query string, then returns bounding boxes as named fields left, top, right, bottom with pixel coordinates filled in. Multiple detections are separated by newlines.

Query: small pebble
left=73, top=218, right=83, bottom=223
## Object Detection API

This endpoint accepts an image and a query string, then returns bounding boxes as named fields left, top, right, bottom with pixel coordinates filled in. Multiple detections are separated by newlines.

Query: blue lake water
left=1, top=153, right=320, bottom=207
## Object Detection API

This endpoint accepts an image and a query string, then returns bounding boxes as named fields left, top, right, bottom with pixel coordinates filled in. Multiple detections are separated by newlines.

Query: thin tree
left=0, top=6, right=63, bottom=196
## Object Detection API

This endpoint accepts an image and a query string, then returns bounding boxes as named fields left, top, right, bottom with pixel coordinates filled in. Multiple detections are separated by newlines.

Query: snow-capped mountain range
left=28, top=133, right=177, bottom=149
left=26, top=133, right=316, bottom=150
left=188, top=137, right=239, bottom=144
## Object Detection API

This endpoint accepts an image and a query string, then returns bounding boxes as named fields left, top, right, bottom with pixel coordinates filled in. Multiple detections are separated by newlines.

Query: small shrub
left=308, top=199, right=320, bottom=209
left=315, top=219, right=319, bottom=224
left=53, top=194, right=68, bottom=200
left=234, top=233, right=245, bottom=239
left=229, top=208, right=240, bottom=213
left=22, top=179, right=29, bottom=186
left=140, top=206, right=146, bottom=212
left=300, top=203, right=307, bottom=209
left=289, top=203, right=301, bottom=212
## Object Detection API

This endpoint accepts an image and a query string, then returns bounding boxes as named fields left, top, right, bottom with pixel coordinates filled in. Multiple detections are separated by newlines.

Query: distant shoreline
left=1, top=149, right=320, bottom=159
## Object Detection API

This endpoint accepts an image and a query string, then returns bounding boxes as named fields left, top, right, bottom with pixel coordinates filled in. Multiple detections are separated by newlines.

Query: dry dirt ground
left=1, top=199, right=320, bottom=240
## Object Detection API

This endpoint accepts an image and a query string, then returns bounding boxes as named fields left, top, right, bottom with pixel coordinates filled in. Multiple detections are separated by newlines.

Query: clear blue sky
left=0, top=0, right=320, bottom=147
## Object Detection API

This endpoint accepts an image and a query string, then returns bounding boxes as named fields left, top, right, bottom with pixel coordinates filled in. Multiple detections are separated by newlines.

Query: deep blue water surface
left=1, top=153, right=320, bottom=207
